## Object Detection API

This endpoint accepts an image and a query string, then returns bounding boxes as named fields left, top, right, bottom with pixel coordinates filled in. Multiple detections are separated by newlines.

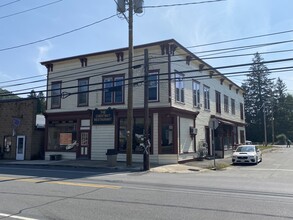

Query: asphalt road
left=0, top=146, right=293, bottom=220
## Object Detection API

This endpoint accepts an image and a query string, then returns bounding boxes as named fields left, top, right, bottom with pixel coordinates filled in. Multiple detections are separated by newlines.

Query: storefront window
left=47, top=121, right=77, bottom=151
left=161, top=117, right=174, bottom=154
left=118, top=117, right=151, bottom=154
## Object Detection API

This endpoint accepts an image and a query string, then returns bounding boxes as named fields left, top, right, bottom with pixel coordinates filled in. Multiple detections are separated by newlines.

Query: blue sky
left=1, top=0, right=293, bottom=96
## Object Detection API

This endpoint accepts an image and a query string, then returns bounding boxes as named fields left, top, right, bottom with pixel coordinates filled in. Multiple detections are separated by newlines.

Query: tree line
left=242, top=52, right=293, bottom=144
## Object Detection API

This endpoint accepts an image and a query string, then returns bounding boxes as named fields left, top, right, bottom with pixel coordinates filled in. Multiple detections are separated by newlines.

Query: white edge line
left=0, top=213, right=38, bottom=220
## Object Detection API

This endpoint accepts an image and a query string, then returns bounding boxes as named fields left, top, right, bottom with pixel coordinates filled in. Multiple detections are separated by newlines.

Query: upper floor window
left=51, top=81, right=61, bottom=109
left=103, top=75, right=124, bottom=105
left=224, top=95, right=229, bottom=113
left=175, top=73, right=184, bottom=103
left=193, top=80, right=200, bottom=107
left=215, top=91, right=221, bottom=113
left=240, top=103, right=244, bottom=120
left=148, top=72, right=159, bottom=101
left=78, top=78, right=89, bottom=106
left=231, top=98, right=235, bottom=115
left=80, top=58, right=87, bottom=67
left=203, top=85, right=210, bottom=110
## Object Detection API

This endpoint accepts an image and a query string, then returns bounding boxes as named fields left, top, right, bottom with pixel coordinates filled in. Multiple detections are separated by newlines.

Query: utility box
left=106, top=149, right=117, bottom=167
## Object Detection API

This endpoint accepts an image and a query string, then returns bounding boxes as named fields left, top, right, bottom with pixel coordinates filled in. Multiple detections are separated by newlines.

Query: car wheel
left=254, top=156, right=258, bottom=165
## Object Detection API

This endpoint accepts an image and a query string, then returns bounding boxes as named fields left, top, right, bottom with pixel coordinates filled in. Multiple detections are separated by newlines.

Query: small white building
left=41, top=39, right=246, bottom=164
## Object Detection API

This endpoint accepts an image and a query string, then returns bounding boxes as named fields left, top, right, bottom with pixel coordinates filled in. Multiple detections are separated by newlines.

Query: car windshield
left=236, top=146, right=255, bottom=152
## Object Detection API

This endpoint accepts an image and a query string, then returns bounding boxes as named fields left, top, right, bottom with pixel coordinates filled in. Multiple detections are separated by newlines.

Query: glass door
left=16, top=135, right=26, bottom=160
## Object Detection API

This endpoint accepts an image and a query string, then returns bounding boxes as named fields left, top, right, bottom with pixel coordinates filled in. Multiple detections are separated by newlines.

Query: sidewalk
left=0, top=146, right=280, bottom=173
left=0, top=156, right=233, bottom=173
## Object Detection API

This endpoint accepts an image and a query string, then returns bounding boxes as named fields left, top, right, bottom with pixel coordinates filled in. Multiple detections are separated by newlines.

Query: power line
left=2, top=42, right=293, bottom=89
left=144, top=0, right=225, bottom=8
left=0, top=0, right=21, bottom=8
left=3, top=57, right=293, bottom=97
left=149, top=47, right=293, bottom=65
left=1, top=56, right=145, bottom=90
left=0, top=53, right=144, bottom=86
left=200, top=48, right=293, bottom=60
left=194, top=39, right=293, bottom=55
left=0, top=0, right=63, bottom=20
left=149, top=57, right=293, bottom=71
left=148, top=38, right=293, bottom=61
left=187, top=29, right=293, bottom=49
left=2, top=65, right=293, bottom=98
left=0, top=13, right=117, bottom=52
left=3, top=54, right=293, bottom=94
left=2, top=44, right=293, bottom=91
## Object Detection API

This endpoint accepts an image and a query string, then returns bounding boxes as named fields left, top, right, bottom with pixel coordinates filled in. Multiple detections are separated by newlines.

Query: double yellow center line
left=0, top=176, right=121, bottom=189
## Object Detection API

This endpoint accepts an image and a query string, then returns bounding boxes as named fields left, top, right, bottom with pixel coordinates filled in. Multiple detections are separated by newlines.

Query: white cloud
left=35, top=41, right=53, bottom=75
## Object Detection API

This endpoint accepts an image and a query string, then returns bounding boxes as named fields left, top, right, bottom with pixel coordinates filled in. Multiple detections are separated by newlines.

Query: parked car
left=232, top=145, right=262, bottom=165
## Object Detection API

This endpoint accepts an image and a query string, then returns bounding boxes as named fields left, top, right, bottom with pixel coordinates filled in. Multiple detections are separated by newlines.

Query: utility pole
left=126, top=0, right=134, bottom=166
left=263, top=103, right=267, bottom=146
left=116, top=0, right=144, bottom=166
left=143, top=49, right=150, bottom=171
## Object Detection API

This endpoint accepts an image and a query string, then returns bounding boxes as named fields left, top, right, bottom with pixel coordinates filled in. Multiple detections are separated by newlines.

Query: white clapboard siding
left=91, top=125, right=115, bottom=160
left=153, top=113, right=159, bottom=155
left=179, top=117, right=194, bottom=154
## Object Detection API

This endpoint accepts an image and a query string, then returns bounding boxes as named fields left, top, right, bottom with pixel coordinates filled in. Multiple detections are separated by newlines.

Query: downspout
left=168, top=46, right=172, bottom=106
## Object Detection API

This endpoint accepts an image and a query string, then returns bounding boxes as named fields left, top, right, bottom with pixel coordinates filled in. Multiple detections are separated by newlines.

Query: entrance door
left=16, top=135, right=26, bottom=160
left=77, top=131, right=90, bottom=159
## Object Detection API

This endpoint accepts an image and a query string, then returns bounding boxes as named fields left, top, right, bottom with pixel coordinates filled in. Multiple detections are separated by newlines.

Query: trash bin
left=106, top=149, right=117, bottom=167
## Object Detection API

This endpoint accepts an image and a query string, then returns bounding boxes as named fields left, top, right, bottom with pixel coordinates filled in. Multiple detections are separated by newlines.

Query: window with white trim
left=103, top=75, right=124, bottom=104
left=203, top=85, right=210, bottom=110
left=224, top=95, right=229, bottom=113
left=231, top=98, right=235, bottom=115
left=51, top=81, right=61, bottom=109
left=215, top=91, right=221, bottom=113
left=175, top=73, right=184, bottom=103
left=148, top=72, right=158, bottom=101
left=192, top=80, right=200, bottom=107
left=78, top=78, right=89, bottom=106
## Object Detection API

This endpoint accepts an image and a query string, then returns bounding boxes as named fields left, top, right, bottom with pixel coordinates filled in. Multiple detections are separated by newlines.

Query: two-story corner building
left=41, top=39, right=246, bottom=164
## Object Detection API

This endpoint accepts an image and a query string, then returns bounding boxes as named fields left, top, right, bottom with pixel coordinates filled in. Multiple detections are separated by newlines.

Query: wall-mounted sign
left=92, top=108, right=114, bottom=125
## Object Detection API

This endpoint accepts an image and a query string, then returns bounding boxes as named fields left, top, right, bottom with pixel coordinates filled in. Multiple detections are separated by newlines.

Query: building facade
left=41, top=39, right=246, bottom=164
left=0, top=98, right=44, bottom=160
